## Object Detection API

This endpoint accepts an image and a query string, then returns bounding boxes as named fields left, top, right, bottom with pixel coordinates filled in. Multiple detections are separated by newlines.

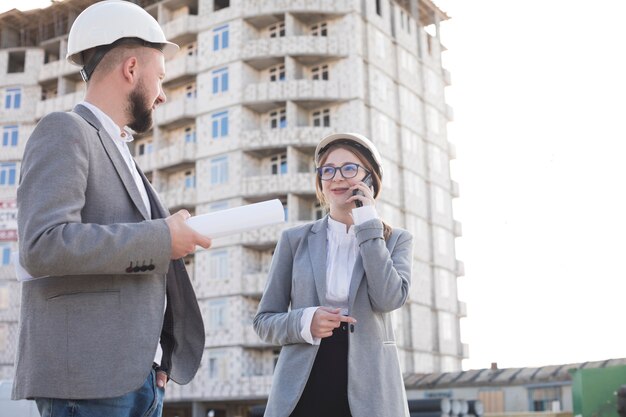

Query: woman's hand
left=310, top=307, right=357, bottom=338
left=347, top=181, right=375, bottom=207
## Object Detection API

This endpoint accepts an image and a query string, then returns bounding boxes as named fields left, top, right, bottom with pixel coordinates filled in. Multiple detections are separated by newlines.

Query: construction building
left=0, top=0, right=464, bottom=415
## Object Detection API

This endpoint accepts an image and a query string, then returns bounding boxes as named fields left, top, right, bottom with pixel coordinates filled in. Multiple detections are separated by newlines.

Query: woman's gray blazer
left=254, top=216, right=413, bottom=417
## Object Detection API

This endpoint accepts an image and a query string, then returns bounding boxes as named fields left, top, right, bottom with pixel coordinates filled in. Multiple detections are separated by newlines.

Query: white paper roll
left=186, top=199, right=285, bottom=238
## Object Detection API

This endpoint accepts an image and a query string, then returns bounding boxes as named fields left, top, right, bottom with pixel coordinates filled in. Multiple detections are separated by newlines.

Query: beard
left=127, top=81, right=154, bottom=133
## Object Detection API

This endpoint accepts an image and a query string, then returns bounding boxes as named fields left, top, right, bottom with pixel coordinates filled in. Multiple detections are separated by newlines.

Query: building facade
left=0, top=0, right=465, bottom=415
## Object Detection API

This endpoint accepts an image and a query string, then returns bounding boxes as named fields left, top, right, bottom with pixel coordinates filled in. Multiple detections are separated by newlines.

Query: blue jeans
left=35, top=369, right=164, bottom=417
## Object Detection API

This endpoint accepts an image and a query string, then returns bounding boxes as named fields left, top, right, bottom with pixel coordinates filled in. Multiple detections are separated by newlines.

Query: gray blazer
left=254, top=216, right=413, bottom=417
left=12, top=105, right=204, bottom=400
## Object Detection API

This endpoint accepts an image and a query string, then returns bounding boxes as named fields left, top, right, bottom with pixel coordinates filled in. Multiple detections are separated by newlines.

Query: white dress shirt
left=79, top=101, right=162, bottom=365
left=300, top=205, right=378, bottom=345
left=79, top=101, right=151, bottom=217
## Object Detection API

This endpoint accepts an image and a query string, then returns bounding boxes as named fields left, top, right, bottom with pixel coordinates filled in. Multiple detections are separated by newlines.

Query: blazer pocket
left=383, top=341, right=396, bottom=346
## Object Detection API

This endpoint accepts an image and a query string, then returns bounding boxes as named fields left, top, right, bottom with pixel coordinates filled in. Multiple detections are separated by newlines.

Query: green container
left=571, top=364, right=626, bottom=417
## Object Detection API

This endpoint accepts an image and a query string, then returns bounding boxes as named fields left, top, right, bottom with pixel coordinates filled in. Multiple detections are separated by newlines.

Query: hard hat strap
left=80, top=37, right=165, bottom=82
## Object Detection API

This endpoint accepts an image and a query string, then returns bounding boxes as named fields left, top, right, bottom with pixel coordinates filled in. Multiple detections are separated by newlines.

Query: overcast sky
left=4, top=0, right=626, bottom=371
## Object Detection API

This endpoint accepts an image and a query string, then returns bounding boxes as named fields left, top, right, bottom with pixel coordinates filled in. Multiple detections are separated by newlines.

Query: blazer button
left=125, top=264, right=134, bottom=273
left=133, top=266, right=141, bottom=273
left=148, top=264, right=155, bottom=271
left=140, top=265, right=148, bottom=272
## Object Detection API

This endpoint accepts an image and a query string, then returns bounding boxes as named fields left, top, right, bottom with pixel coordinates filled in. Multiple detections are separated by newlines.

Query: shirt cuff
left=352, top=205, right=379, bottom=225
left=300, top=306, right=322, bottom=345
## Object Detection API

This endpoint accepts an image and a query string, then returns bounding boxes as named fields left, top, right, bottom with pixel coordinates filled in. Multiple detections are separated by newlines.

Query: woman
left=253, top=133, right=412, bottom=417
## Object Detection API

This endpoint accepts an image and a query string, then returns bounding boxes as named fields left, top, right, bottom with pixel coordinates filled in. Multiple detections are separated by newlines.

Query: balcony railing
left=39, top=59, right=78, bottom=82
left=156, top=141, right=196, bottom=170
left=241, top=272, right=268, bottom=297
left=159, top=187, right=197, bottom=209
left=165, top=54, right=198, bottom=84
left=242, top=36, right=349, bottom=62
left=35, top=91, right=84, bottom=118
left=239, top=126, right=332, bottom=151
left=162, top=14, right=199, bottom=44
left=242, top=172, right=315, bottom=197
left=243, top=79, right=351, bottom=105
left=154, top=97, right=197, bottom=127
left=243, top=0, right=352, bottom=16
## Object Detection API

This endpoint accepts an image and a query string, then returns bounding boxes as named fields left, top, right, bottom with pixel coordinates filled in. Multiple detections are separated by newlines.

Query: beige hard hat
left=315, top=132, right=384, bottom=180
left=66, top=0, right=178, bottom=80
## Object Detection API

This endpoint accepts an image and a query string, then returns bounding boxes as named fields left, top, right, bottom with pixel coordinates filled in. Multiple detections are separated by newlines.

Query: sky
left=3, top=0, right=626, bottom=371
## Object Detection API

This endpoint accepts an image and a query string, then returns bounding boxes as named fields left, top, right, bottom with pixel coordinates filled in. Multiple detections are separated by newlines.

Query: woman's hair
left=315, top=143, right=392, bottom=240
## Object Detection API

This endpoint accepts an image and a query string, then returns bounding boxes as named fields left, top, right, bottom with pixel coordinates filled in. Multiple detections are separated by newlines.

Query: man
left=12, top=1, right=210, bottom=416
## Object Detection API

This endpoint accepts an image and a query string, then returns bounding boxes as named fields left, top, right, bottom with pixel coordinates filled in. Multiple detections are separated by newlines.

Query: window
left=529, top=387, right=561, bottom=412
left=1, top=245, right=10, bottom=266
left=210, top=156, right=229, bottom=185
left=207, top=299, right=228, bottom=330
left=137, top=140, right=153, bottom=155
left=310, top=22, right=327, bottom=36
left=8, top=51, right=25, bottom=73
left=185, top=83, right=197, bottom=99
left=214, top=0, right=229, bottom=11
left=184, top=126, right=196, bottom=143
left=281, top=198, right=288, bottom=221
left=311, top=65, right=329, bottom=81
left=4, top=88, right=21, bottom=109
left=211, top=111, right=229, bottom=138
left=0, top=282, right=8, bottom=311
left=213, top=25, right=229, bottom=51
left=184, top=171, right=196, bottom=189
left=314, top=203, right=324, bottom=220
left=212, top=68, right=229, bottom=94
left=270, top=154, right=287, bottom=175
left=207, top=349, right=228, bottom=379
left=209, top=249, right=229, bottom=280
left=269, top=109, right=287, bottom=129
left=0, top=163, right=17, bottom=186
left=269, top=64, right=285, bottom=82
left=186, top=42, right=197, bottom=56
left=375, top=0, right=382, bottom=16
left=269, top=22, right=285, bottom=38
left=436, top=227, right=448, bottom=255
left=2, top=126, right=18, bottom=147
left=269, top=108, right=286, bottom=129
left=312, top=109, right=330, bottom=127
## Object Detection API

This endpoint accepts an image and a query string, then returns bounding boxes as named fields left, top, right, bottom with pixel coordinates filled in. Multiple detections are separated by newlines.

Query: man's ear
left=122, top=56, right=139, bottom=84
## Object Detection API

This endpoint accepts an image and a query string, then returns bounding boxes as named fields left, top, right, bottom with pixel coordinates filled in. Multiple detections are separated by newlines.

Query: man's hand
left=310, top=307, right=357, bottom=339
left=165, top=210, right=212, bottom=259
left=156, top=371, right=168, bottom=389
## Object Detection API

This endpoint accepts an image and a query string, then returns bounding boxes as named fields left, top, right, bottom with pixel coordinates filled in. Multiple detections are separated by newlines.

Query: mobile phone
left=353, top=174, right=373, bottom=208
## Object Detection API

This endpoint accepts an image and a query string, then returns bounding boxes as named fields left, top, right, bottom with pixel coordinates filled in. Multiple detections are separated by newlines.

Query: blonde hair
left=315, top=143, right=392, bottom=240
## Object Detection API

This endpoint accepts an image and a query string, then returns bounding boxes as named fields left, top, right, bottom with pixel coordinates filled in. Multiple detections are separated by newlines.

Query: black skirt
left=290, top=324, right=352, bottom=417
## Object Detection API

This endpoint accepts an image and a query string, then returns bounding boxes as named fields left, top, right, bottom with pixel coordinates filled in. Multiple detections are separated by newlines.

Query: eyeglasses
left=317, top=163, right=370, bottom=181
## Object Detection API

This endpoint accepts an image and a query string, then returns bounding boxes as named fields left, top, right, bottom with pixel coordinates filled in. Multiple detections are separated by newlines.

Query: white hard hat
left=315, top=132, right=384, bottom=180
left=66, top=0, right=178, bottom=80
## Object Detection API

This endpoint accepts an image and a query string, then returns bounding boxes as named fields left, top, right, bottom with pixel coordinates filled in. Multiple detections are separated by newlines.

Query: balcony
left=134, top=153, right=156, bottom=173
left=450, top=180, right=460, bottom=198
left=242, top=172, right=315, bottom=198
left=242, top=36, right=349, bottom=67
left=455, top=260, right=465, bottom=277
left=1, top=140, right=27, bottom=162
left=240, top=126, right=331, bottom=152
left=165, top=54, right=198, bottom=85
left=159, top=187, right=197, bottom=209
left=243, top=80, right=351, bottom=111
left=243, top=0, right=352, bottom=18
left=457, top=301, right=467, bottom=318
left=156, top=141, right=196, bottom=171
left=35, top=91, right=84, bottom=119
left=162, top=14, right=199, bottom=45
left=154, top=97, right=197, bottom=128
left=241, top=221, right=309, bottom=248
left=241, top=272, right=268, bottom=297
left=453, top=220, right=462, bottom=237
left=39, top=59, right=78, bottom=82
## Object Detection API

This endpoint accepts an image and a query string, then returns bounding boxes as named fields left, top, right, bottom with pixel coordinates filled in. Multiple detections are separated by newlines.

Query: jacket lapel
left=73, top=104, right=151, bottom=221
left=137, top=165, right=169, bottom=219
left=308, top=217, right=328, bottom=306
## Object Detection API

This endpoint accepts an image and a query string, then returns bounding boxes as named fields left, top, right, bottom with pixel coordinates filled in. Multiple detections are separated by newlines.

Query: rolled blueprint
left=186, top=199, right=285, bottom=238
